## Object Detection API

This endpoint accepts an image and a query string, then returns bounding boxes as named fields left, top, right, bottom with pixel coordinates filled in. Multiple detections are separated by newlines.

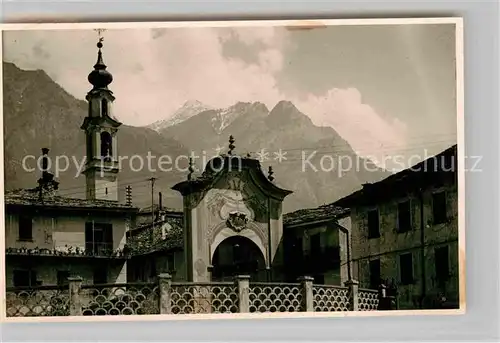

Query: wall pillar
left=298, top=276, right=314, bottom=312
left=345, top=279, right=359, bottom=311
left=235, top=275, right=250, bottom=313
left=158, top=273, right=172, bottom=314
left=68, top=276, right=83, bottom=316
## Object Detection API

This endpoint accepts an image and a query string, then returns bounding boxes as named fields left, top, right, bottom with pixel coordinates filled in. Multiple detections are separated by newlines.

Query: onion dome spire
left=88, top=37, right=113, bottom=90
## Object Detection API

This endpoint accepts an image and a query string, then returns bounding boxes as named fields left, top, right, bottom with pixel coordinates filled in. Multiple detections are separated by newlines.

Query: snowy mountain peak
left=147, top=100, right=212, bottom=131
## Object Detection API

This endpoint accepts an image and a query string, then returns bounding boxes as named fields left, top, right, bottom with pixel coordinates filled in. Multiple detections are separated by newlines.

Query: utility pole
left=125, top=185, right=132, bottom=206
left=148, top=177, right=156, bottom=227
left=418, top=187, right=426, bottom=309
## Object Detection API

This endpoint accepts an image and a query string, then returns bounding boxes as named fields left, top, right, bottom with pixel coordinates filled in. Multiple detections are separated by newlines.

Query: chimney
left=41, top=148, right=49, bottom=179
left=159, top=192, right=163, bottom=211
left=37, top=148, right=59, bottom=200
left=125, top=185, right=132, bottom=206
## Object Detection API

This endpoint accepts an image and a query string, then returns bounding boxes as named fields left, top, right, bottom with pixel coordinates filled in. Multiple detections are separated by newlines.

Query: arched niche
left=211, top=234, right=267, bottom=282
left=210, top=225, right=268, bottom=267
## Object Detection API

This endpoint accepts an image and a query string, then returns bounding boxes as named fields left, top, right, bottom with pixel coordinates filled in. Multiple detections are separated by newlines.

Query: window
left=100, top=131, right=113, bottom=159
left=86, top=133, right=94, bottom=160
left=369, top=259, right=381, bottom=289
left=167, top=254, right=175, bottom=272
left=285, top=236, right=303, bottom=274
left=57, top=271, right=70, bottom=287
left=13, top=270, right=37, bottom=287
left=101, top=98, right=108, bottom=117
left=435, top=246, right=450, bottom=286
left=397, top=200, right=412, bottom=232
left=367, top=209, right=380, bottom=239
left=85, top=222, right=113, bottom=255
left=310, top=233, right=321, bottom=255
left=432, top=192, right=447, bottom=224
left=150, top=260, right=157, bottom=278
left=399, top=253, right=414, bottom=285
left=93, top=267, right=107, bottom=284
left=18, top=215, right=33, bottom=241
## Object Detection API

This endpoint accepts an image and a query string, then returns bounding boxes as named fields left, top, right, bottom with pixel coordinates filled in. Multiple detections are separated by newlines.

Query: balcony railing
left=85, top=242, right=114, bottom=255
left=6, top=242, right=129, bottom=259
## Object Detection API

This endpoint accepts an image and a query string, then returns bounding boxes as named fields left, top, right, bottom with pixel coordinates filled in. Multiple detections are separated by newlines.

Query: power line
left=12, top=136, right=457, bottom=198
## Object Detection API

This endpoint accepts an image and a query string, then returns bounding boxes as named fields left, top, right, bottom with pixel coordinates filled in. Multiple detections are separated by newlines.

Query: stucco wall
left=185, top=170, right=280, bottom=282
left=5, top=210, right=129, bottom=286
left=5, top=212, right=128, bottom=252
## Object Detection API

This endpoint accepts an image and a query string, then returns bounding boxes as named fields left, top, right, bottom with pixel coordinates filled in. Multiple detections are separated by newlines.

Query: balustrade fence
left=5, top=275, right=395, bottom=317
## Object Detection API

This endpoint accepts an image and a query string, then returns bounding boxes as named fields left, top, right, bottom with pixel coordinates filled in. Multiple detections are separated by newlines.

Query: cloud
left=297, top=88, right=409, bottom=167
left=3, top=26, right=408, bottom=165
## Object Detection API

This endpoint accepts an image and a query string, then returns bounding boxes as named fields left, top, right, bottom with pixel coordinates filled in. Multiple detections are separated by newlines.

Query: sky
left=2, top=23, right=458, bottom=169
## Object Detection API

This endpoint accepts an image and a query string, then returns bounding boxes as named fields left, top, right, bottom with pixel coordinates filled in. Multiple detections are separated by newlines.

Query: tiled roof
left=5, top=188, right=138, bottom=211
left=284, top=203, right=349, bottom=227
left=138, top=204, right=182, bottom=214
left=334, top=144, right=458, bottom=207
left=127, top=216, right=183, bottom=255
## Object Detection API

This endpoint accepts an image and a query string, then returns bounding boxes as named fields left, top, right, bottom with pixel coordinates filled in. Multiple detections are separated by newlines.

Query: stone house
left=4, top=184, right=137, bottom=287
left=282, top=204, right=351, bottom=285
left=334, top=145, right=459, bottom=309
left=126, top=209, right=185, bottom=282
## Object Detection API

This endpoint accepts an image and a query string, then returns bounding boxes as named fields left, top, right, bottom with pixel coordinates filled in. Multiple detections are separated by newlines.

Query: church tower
left=81, top=37, right=121, bottom=201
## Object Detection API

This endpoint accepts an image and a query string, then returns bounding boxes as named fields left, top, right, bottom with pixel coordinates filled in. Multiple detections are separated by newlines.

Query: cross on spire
left=95, top=28, right=106, bottom=40
left=94, top=29, right=106, bottom=50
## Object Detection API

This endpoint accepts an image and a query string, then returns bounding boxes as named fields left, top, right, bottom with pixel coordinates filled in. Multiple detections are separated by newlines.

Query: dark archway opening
left=211, top=236, right=266, bottom=282
left=100, top=131, right=113, bottom=160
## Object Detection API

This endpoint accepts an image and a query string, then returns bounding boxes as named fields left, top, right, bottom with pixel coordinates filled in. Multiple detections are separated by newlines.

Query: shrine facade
left=172, top=140, right=292, bottom=282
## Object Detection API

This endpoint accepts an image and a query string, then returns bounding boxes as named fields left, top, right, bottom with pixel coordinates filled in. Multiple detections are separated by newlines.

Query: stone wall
left=350, top=182, right=459, bottom=309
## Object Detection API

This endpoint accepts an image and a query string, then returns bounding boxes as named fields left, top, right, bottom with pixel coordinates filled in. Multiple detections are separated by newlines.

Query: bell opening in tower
left=100, top=131, right=113, bottom=160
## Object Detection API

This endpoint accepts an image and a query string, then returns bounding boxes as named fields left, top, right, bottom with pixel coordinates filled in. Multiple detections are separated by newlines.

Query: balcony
left=6, top=242, right=129, bottom=259
left=85, top=242, right=114, bottom=255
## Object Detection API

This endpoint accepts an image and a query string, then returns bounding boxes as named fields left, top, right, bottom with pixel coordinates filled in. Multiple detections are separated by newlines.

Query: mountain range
left=3, top=62, right=390, bottom=213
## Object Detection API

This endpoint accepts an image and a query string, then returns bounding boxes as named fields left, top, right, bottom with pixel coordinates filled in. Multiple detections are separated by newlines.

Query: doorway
left=211, top=236, right=266, bottom=282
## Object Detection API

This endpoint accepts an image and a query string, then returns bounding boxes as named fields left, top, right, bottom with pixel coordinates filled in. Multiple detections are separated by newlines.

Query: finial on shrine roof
left=187, top=157, right=195, bottom=181
left=268, top=166, right=275, bottom=182
left=228, top=135, right=235, bottom=155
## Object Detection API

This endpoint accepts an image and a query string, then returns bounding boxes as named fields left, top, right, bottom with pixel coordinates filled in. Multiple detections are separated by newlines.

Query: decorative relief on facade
left=207, top=193, right=226, bottom=219
left=227, top=176, right=245, bottom=192
left=226, top=211, right=249, bottom=233
left=194, top=258, right=206, bottom=277
left=243, top=195, right=268, bottom=221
